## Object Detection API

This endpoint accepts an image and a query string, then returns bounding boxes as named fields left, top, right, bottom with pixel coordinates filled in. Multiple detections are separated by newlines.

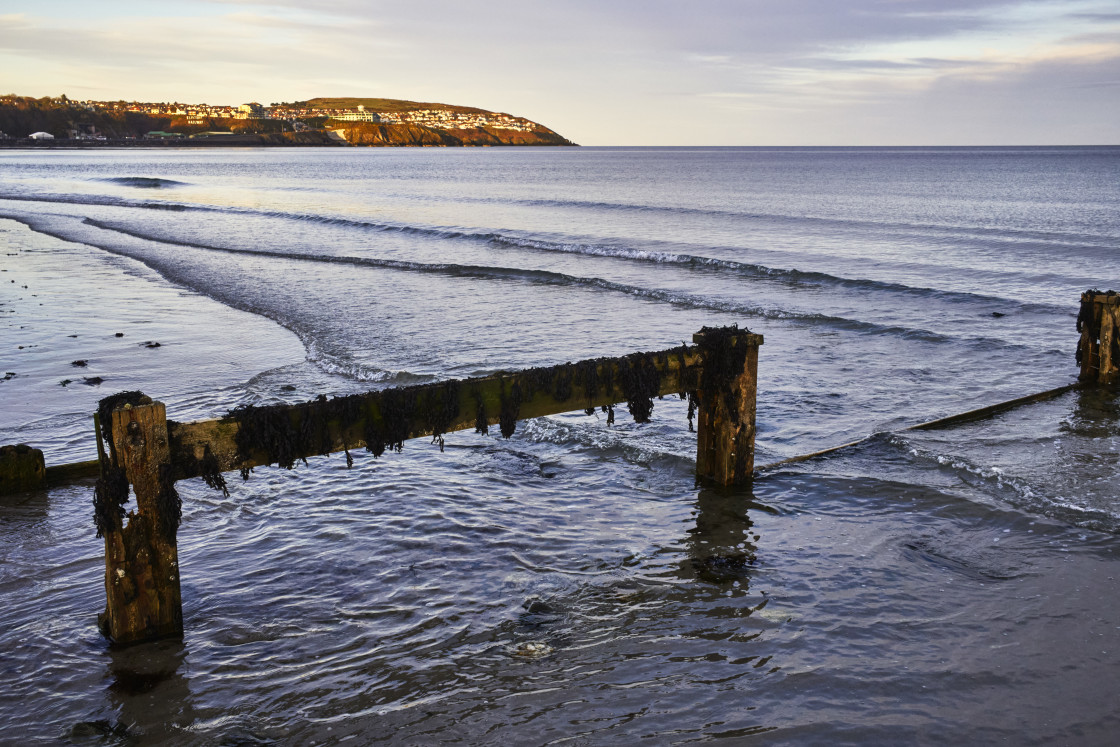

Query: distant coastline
left=0, top=94, right=577, bottom=148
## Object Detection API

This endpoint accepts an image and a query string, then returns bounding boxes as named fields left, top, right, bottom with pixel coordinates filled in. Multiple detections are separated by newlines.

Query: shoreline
left=0, top=135, right=578, bottom=149
left=0, top=217, right=307, bottom=463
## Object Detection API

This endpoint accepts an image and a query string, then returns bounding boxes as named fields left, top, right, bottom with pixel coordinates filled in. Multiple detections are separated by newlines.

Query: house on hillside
left=237, top=103, right=265, bottom=119
left=331, top=105, right=381, bottom=123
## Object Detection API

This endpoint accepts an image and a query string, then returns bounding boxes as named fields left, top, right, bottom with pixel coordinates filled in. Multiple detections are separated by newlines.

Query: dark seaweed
left=553, top=364, right=573, bottom=402
left=93, top=463, right=128, bottom=538
left=218, top=337, right=719, bottom=477
left=156, top=463, right=182, bottom=542
left=1076, top=289, right=1102, bottom=366
left=473, top=390, right=489, bottom=435
left=617, top=353, right=661, bottom=423
left=228, top=379, right=463, bottom=471
left=694, top=325, right=753, bottom=426
left=199, top=445, right=229, bottom=497
left=92, top=391, right=150, bottom=538
left=421, top=380, right=462, bottom=443
left=499, top=379, right=522, bottom=438
left=166, top=427, right=230, bottom=497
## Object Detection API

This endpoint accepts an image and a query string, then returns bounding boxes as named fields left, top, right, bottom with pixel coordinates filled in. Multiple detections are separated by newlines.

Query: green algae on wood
left=165, top=342, right=723, bottom=482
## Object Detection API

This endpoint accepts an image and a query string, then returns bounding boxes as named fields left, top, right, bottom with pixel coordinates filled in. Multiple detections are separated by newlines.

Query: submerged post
left=693, top=327, right=763, bottom=486
left=0, top=444, right=46, bottom=494
left=1078, top=291, right=1119, bottom=386
left=94, top=393, right=183, bottom=645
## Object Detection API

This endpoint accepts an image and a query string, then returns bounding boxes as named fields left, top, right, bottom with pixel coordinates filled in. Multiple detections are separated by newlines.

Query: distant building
left=331, top=105, right=381, bottom=123
left=28, top=132, right=54, bottom=140
left=237, top=103, right=265, bottom=120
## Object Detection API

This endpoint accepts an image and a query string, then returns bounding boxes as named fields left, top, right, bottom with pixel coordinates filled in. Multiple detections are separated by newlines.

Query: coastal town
left=0, top=94, right=575, bottom=147
left=0, top=95, right=541, bottom=139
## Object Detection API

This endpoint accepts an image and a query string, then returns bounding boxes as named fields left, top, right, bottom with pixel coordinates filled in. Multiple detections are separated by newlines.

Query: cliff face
left=333, top=122, right=574, bottom=147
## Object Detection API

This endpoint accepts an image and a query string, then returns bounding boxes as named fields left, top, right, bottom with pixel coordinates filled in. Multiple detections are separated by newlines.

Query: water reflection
left=105, top=638, right=195, bottom=743
left=681, top=486, right=764, bottom=586
left=0, top=482, right=50, bottom=518
left=1064, top=385, right=1120, bottom=438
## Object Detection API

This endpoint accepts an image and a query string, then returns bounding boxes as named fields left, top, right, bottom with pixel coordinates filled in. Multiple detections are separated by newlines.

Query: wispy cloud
left=4, top=0, right=1119, bottom=143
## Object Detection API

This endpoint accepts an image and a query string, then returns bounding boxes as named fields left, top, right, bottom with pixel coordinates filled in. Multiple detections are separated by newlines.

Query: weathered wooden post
left=693, top=327, right=763, bottom=486
left=94, top=392, right=183, bottom=645
left=0, top=444, right=46, bottom=494
left=1078, top=290, right=1119, bottom=386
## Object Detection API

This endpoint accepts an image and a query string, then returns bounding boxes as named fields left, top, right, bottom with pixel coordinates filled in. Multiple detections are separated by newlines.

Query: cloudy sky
left=3, top=0, right=1119, bottom=145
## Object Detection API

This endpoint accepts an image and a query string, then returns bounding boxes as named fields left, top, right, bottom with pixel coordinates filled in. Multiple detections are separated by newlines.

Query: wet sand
left=0, top=218, right=305, bottom=463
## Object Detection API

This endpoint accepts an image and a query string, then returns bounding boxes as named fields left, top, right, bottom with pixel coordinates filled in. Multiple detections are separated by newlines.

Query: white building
left=29, top=132, right=55, bottom=140
left=331, top=105, right=381, bottom=123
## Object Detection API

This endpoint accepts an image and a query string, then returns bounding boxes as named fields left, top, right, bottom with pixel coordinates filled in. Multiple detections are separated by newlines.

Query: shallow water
left=1, top=147, right=1119, bottom=744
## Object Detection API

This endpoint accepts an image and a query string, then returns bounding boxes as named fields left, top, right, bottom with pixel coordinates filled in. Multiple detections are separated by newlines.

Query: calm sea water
left=1, top=146, right=1119, bottom=744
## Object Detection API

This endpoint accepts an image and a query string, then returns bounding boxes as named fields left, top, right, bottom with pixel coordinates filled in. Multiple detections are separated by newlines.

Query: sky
left=2, top=0, right=1119, bottom=145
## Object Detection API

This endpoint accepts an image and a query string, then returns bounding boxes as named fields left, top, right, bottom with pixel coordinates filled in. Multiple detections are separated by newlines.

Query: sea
left=1, top=146, right=1118, bottom=745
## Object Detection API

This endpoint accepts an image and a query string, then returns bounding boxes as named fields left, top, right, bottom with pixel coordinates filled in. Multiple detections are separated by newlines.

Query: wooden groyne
left=4, top=326, right=762, bottom=645
left=2, top=290, right=1117, bottom=646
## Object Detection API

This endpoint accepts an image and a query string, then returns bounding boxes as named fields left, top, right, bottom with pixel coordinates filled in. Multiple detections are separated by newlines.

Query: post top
left=1082, top=290, right=1118, bottom=305
left=98, top=391, right=154, bottom=418
left=692, top=326, right=764, bottom=347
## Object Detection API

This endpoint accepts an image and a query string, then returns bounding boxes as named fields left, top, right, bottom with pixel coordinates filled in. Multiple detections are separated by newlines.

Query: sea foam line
left=0, top=190, right=1071, bottom=313
left=75, top=216, right=1023, bottom=346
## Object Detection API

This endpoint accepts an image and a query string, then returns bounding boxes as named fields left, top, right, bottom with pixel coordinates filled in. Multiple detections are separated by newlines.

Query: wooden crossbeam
left=165, top=343, right=720, bottom=481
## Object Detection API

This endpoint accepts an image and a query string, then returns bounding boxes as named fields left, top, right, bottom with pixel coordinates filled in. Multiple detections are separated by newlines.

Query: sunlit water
left=1, top=147, right=1119, bottom=744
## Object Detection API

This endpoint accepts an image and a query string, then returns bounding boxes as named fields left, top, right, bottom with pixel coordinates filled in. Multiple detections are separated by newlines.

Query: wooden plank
left=44, top=459, right=100, bottom=485
left=754, top=381, right=1083, bottom=474
left=166, top=344, right=714, bottom=480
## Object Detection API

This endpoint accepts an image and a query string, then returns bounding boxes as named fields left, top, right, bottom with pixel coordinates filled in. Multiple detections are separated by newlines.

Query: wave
left=884, top=433, right=1120, bottom=533
left=95, top=177, right=188, bottom=189
left=74, top=217, right=1028, bottom=346
left=436, top=193, right=1120, bottom=251
left=0, top=191, right=204, bottom=212
left=6, top=179, right=1117, bottom=251
left=0, top=190, right=1081, bottom=313
left=303, top=339, right=435, bottom=386
left=266, top=209, right=1041, bottom=307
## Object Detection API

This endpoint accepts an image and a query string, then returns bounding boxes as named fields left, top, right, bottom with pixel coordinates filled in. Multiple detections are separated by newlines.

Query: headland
left=0, top=95, right=576, bottom=148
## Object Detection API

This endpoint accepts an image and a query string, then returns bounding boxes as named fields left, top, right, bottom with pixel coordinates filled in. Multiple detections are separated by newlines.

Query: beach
left=1, top=146, right=1119, bottom=744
